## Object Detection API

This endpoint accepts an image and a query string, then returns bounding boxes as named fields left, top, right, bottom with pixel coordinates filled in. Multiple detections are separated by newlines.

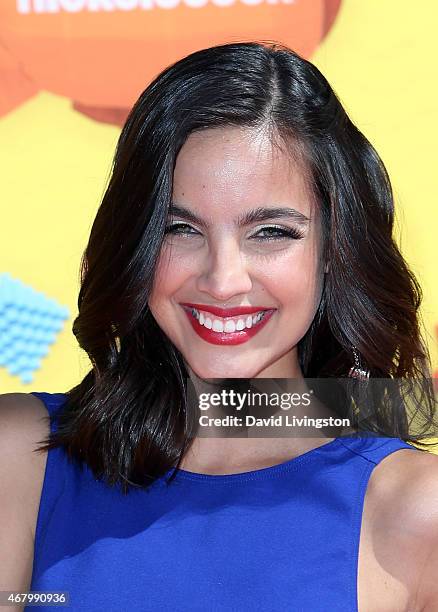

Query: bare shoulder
left=390, top=448, right=438, bottom=612
left=0, top=393, right=51, bottom=491
left=0, top=391, right=50, bottom=438
left=369, top=445, right=438, bottom=529
left=366, top=445, right=438, bottom=610
left=0, top=392, right=51, bottom=594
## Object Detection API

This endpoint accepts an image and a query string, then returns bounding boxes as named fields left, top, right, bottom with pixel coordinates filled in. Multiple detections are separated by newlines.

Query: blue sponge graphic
left=0, top=273, right=69, bottom=384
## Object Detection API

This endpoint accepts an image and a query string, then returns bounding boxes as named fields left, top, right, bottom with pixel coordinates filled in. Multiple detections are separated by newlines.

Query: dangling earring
left=348, top=346, right=370, bottom=381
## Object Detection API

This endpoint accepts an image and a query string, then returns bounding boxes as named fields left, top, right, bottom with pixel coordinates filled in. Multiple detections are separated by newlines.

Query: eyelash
left=164, top=223, right=305, bottom=241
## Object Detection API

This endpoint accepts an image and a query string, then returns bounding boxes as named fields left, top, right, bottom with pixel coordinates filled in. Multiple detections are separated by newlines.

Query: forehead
left=172, top=126, right=316, bottom=219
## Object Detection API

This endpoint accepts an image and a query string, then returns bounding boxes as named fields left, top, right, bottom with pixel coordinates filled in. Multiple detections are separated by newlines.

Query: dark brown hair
left=36, top=41, right=437, bottom=493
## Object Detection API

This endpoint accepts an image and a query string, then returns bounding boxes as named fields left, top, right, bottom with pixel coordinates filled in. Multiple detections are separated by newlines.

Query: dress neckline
left=163, top=436, right=347, bottom=483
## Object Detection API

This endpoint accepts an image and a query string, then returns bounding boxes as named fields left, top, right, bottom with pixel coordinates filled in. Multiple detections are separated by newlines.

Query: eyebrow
left=168, top=204, right=310, bottom=227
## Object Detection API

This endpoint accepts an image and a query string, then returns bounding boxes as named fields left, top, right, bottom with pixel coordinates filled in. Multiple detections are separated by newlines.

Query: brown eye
left=164, top=223, right=200, bottom=237
left=252, top=226, right=305, bottom=241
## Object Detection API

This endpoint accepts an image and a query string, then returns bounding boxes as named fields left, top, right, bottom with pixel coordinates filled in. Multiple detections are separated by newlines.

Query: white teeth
left=224, top=320, right=236, bottom=333
left=212, top=319, right=224, bottom=332
left=189, top=308, right=268, bottom=333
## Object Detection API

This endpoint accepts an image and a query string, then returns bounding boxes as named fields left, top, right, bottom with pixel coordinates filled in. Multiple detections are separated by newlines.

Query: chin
left=186, top=360, right=261, bottom=381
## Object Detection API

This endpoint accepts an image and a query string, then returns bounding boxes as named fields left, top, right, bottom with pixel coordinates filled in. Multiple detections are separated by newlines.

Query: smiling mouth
left=183, top=306, right=274, bottom=333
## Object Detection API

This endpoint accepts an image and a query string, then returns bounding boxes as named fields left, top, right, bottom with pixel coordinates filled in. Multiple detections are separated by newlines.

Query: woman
left=1, top=41, right=438, bottom=611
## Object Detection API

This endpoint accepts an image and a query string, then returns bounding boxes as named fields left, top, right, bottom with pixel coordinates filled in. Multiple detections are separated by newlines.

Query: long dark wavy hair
left=36, top=41, right=437, bottom=493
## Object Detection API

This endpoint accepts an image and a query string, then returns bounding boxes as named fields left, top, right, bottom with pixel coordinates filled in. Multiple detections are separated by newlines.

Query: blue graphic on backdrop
left=0, top=273, right=69, bottom=384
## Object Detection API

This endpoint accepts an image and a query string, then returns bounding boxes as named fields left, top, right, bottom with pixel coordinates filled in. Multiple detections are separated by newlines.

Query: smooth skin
left=149, top=125, right=326, bottom=381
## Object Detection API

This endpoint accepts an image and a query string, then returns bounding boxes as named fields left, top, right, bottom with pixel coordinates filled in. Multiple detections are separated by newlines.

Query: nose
left=196, top=237, right=253, bottom=302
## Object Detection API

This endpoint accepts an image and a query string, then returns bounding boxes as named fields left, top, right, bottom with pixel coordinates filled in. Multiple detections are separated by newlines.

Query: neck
left=178, top=377, right=352, bottom=475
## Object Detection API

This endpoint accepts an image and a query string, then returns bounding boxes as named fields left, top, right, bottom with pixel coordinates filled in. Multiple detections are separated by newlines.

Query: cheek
left=150, top=247, right=190, bottom=300
left=268, top=252, right=323, bottom=314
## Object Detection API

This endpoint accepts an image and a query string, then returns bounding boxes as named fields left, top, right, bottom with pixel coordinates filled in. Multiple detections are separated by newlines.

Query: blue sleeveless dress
left=26, top=391, right=419, bottom=611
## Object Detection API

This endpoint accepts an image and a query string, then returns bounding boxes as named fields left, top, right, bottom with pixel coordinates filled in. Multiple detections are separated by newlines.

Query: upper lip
left=180, top=303, right=275, bottom=317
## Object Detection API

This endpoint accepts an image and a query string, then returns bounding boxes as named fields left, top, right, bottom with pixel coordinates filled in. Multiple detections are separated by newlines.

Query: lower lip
left=181, top=307, right=276, bottom=346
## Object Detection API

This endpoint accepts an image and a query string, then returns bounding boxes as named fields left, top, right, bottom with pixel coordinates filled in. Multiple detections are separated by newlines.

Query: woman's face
left=148, top=126, right=326, bottom=379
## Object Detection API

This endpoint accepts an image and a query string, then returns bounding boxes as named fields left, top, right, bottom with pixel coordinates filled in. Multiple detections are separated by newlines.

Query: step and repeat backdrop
left=0, top=0, right=437, bottom=392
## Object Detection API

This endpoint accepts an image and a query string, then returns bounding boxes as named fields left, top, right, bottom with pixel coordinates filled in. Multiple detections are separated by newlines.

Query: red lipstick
left=180, top=303, right=276, bottom=346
